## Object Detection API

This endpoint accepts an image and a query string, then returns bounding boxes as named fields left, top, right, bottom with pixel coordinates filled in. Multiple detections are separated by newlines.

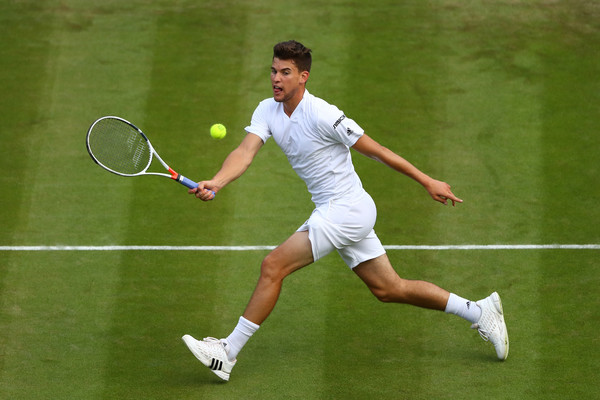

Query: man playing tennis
left=183, top=40, right=508, bottom=381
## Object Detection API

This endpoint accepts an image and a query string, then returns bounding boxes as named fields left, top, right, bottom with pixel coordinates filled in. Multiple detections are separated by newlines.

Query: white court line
left=0, top=244, right=599, bottom=251
left=385, top=244, right=600, bottom=250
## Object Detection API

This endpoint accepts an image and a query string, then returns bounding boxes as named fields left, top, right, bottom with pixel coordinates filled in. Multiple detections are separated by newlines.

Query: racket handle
left=175, top=174, right=216, bottom=197
left=176, top=174, right=199, bottom=189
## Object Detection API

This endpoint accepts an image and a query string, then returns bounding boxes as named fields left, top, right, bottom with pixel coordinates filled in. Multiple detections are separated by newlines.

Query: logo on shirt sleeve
left=332, top=114, right=346, bottom=130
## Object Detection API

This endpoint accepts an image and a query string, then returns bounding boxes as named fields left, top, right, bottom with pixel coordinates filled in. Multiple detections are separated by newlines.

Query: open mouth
left=273, top=85, right=283, bottom=95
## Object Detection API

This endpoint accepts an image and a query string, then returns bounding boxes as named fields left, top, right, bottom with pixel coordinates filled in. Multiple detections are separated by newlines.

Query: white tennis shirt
left=245, top=90, right=366, bottom=206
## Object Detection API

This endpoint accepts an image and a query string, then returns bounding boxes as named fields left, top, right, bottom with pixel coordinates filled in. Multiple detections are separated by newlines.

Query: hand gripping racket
left=86, top=116, right=211, bottom=193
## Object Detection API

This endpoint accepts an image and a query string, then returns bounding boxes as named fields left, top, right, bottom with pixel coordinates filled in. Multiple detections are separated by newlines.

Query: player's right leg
left=181, top=335, right=236, bottom=381
left=242, top=230, right=315, bottom=324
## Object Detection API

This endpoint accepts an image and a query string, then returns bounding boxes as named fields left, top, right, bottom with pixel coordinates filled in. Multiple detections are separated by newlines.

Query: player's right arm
left=190, top=133, right=264, bottom=201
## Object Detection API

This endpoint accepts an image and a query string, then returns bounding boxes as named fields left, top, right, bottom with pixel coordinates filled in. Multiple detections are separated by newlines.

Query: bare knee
left=259, top=253, right=287, bottom=283
left=354, top=255, right=409, bottom=303
left=369, top=279, right=407, bottom=303
left=371, top=287, right=396, bottom=303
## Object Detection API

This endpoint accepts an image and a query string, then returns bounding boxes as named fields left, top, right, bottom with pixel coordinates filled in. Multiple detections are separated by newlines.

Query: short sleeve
left=317, top=102, right=364, bottom=147
left=245, top=100, right=272, bottom=143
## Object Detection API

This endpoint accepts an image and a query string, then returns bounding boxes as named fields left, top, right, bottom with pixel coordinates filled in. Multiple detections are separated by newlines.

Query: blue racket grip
left=176, top=174, right=216, bottom=197
left=177, top=175, right=199, bottom=189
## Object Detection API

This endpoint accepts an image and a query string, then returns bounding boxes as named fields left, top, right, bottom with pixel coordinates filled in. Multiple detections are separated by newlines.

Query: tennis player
left=183, top=40, right=508, bottom=381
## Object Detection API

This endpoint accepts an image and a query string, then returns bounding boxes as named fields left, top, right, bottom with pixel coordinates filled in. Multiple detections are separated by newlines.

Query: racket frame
left=86, top=116, right=199, bottom=189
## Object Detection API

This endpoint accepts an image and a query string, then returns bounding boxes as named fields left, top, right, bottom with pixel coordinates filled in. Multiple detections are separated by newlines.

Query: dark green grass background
left=1, top=1, right=599, bottom=399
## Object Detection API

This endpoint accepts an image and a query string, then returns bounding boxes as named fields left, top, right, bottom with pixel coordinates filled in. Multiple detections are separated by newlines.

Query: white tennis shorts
left=297, top=190, right=386, bottom=268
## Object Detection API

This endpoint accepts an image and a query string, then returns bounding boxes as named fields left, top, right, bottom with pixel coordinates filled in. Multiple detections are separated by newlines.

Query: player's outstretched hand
left=425, top=179, right=463, bottom=206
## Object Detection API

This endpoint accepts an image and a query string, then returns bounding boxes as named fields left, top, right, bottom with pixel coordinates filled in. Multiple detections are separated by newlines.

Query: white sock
left=445, top=293, right=482, bottom=324
left=225, top=316, right=260, bottom=361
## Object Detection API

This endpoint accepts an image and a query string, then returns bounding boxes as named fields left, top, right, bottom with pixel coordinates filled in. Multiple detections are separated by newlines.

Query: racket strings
left=88, top=118, right=151, bottom=175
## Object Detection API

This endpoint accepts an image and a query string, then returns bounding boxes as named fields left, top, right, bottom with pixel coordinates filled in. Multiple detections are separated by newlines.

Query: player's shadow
left=175, top=370, right=229, bottom=387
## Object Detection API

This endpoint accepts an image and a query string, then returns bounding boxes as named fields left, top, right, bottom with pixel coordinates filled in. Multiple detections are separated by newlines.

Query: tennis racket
left=86, top=116, right=209, bottom=192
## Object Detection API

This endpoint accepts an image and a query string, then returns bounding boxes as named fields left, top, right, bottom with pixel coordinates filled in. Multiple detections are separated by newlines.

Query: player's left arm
left=351, top=134, right=463, bottom=206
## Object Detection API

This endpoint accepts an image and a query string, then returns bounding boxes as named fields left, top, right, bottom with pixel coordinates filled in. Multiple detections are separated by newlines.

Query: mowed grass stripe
left=0, top=1, right=56, bottom=395
left=234, top=4, right=361, bottom=399
left=98, top=4, right=265, bottom=398
left=421, top=4, right=548, bottom=398
left=0, top=2, right=159, bottom=398
left=538, top=3, right=600, bottom=397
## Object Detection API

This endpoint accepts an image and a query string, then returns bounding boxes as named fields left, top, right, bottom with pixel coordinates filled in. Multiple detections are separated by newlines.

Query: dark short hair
left=273, top=40, right=312, bottom=72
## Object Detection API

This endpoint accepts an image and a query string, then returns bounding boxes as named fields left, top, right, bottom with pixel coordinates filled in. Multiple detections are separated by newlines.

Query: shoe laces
left=202, top=337, right=233, bottom=358
left=474, top=306, right=498, bottom=342
left=196, top=337, right=226, bottom=357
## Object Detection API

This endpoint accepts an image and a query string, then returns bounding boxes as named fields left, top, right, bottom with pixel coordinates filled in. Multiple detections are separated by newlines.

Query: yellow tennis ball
left=210, top=123, right=227, bottom=139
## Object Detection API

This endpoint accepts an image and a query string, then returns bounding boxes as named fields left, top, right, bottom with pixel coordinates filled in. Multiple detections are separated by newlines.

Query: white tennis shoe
left=182, top=335, right=236, bottom=381
left=471, top=292, right=509, bottom=360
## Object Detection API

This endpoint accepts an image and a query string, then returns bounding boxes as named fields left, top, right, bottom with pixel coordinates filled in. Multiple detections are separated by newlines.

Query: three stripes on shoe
left=209, top=358, right=223, bottom=371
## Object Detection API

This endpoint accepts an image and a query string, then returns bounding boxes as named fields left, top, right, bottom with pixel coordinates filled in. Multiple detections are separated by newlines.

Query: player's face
left=271, top=58, right=309, bottom=105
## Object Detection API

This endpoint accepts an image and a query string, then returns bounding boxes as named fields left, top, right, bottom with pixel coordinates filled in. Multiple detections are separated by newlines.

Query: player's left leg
left=353, top=254, right=508, bottom=360
left=352, top=253, right=449, bottom=310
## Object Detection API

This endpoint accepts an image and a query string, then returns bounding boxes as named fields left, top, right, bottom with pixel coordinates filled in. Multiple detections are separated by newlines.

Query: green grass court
left=1, top=1, right=599, bottom=398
